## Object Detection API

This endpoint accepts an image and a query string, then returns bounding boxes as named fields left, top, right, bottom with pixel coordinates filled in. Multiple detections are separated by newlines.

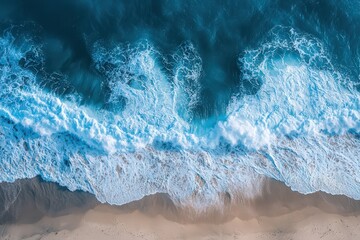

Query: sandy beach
left=3, top=204, right=360, bottom=240
left=1, top=178, right=360, bottom=240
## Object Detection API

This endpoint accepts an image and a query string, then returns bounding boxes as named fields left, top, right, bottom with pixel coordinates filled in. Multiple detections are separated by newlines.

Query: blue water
left=0, top=0, right=359, bottom=210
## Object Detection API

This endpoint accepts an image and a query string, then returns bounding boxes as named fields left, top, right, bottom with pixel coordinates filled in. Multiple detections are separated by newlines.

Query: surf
left=0, top=21, right=359, bottom=213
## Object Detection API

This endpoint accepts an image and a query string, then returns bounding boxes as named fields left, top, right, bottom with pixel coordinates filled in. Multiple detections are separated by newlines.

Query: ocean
left=0, top=0, right=359, bottom=212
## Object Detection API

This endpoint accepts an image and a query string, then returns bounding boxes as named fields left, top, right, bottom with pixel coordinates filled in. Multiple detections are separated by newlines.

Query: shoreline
left=1, top=177, right=360, bottom=239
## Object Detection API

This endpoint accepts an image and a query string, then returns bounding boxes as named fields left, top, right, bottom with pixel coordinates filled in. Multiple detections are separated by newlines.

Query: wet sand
left=1, top=177, right=360, bottom=240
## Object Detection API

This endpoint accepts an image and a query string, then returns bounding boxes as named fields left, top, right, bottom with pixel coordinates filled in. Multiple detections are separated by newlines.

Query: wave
left=0, top=25, right=359, bottom=211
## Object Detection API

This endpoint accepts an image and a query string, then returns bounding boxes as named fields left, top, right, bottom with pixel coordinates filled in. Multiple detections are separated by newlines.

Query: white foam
left=217, top=27, right=359, bottom=148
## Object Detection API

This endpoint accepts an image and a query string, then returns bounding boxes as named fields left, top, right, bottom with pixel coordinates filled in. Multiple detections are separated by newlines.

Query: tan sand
left=2, top=179, right=360, bottom=240
left=2, top=204, right=360, bottom=240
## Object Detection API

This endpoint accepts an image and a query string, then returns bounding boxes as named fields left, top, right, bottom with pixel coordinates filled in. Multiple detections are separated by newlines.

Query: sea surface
left=0, top=0, right=359, bottom=211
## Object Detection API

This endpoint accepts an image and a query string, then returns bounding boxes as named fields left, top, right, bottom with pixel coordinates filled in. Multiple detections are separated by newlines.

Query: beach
left=4, top=205, right=360, bottom=240
left=1, top=178, right=359, bottom=240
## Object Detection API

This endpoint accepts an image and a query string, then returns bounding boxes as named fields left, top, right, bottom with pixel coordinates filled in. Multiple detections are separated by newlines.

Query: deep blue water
left=0, top=0, right=359, bottom=210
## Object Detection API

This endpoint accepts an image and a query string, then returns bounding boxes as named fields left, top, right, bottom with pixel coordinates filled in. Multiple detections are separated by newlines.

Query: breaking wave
left=0, top=2, right=359, bottom=211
